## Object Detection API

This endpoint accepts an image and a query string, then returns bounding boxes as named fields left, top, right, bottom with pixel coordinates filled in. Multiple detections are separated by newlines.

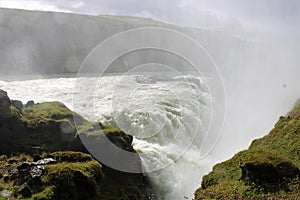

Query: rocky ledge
left=0, top=89, right=153, bottom=200
left=195, top=100, right=300, bottom=199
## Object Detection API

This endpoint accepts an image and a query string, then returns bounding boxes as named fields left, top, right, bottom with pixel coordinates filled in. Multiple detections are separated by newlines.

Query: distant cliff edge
left=0, top=8, right=244, bottom=77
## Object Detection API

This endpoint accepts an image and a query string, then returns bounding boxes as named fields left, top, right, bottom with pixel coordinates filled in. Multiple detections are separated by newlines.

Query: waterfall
left=0, top=72, right=214, bottom=199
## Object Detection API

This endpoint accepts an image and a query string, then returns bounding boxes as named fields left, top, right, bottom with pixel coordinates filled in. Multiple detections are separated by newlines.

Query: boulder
left=16, top=158, right=55, bottom=185
left=25, top=100, right=34, bottom=107
left=0, top=89, right=11, bottom=117
left=11, top=100, right=23, bottom=110
left=17, top=158, right=56, bottom=177
left=29, top=165, right=44, bottom=178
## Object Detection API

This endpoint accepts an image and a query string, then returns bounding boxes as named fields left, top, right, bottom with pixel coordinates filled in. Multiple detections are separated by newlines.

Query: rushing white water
left=0, top=73, right=214, bottom=199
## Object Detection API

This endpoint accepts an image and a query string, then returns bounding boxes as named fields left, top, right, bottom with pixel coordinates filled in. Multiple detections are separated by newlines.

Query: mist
left=210, top=32, right=300, bottom=161
left=0, top=3, right=299, bottom=160
left=0, top=2, right=300, bottom=199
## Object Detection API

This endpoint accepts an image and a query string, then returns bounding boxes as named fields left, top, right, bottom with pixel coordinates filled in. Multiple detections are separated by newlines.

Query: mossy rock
left=48, top=151, right=93, bottom=163
left=0, top=152, right=151, bottom=200
left=2, top=152, right=104, bottom=200
left=0, top=90, right=137, bottom=155
left=0, top=98, right=87, bottom=154
left=240, top=151, right=299, bottom=192
left=0, top=90, right=12, bottom=118
left=0, top=90, right=153, bottom=199
left=38, top=160, right=103, bottom=200
left=195, top=99, right=300, bottom=199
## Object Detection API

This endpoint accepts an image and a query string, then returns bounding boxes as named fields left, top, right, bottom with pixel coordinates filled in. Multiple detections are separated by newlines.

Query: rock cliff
left=0, top=89, right=152, bottom=199
left=195, top=100, right=300, bottom=199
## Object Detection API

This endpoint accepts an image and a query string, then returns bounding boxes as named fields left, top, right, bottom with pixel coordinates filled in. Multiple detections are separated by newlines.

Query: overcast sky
left=1, top=0, right=300, bottom=34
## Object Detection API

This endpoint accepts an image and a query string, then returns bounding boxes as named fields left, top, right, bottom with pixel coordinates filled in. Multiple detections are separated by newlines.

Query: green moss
left=1, top=93, right=151, bottom=199
left=0, top=151, right=149, bottom=200
left=1, top=98, right=138, bottom=156
left=21, top=102, right=86, bottom=126
left=49, top=151, right=93, bottom=163
left=20, top=101, right=124, bottom=138
left=31, top=186, right=55, bottom=200
left=288, top=99, right=300, bottom=119
left=75, top=121, right=122, bottom=137
left=39, top=161, right=103, bottom=200
left=249, top=117, right=300, bottom=166
left=196, top=100, right=300, bottom=199
left=1, top=152, right=104, bottom=200
left=15, top=153, right=33, bottom=162
left=22, top=102, right=72, bottom=118
left=9, top=105, right=22, bottom=118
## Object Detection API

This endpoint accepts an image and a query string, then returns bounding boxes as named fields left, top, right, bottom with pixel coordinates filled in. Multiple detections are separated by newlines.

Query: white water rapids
left=0, top=73, right=214, bottom=199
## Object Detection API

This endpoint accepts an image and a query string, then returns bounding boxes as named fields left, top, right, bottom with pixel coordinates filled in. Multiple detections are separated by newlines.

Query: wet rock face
left=105, top=131, right=134, bottom=151
left=0, top=89, right=11, bottom=117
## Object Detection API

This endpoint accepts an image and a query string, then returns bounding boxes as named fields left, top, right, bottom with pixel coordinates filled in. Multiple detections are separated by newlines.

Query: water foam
left=0, top=73, right=212, bottom=199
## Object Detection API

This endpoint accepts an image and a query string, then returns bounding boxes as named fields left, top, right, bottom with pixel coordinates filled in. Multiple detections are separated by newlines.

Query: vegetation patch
left=195, top=100, right=300, bottom=199
left=0, top=89, right=153, bottom=200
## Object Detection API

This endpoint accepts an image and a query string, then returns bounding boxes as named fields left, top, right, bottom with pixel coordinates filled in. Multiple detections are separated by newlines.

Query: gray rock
left=0, top=189, right=12, bottom=198
left=25, top=100, right=35, bottom=107
left=0, top=89, right=11, bottom=117
left=11, top=100, right=23, bottom=110
left=29, top=165, right=44, bottom=178
left=17, top=158, right=56, bottom=184
left=36, top=158, right=56, bottom=165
